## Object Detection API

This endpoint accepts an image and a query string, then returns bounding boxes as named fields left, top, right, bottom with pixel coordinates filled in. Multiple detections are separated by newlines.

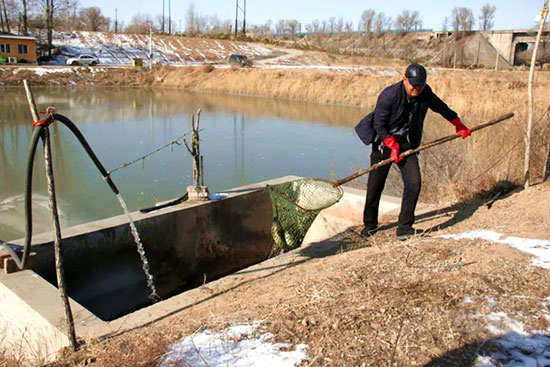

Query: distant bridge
left=483, top=29, right=550, bottom=66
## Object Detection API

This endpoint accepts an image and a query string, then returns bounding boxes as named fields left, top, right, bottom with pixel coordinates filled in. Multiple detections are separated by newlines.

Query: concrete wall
left=0, top=178, right=276, bottom=363
left=484, top=31, right=515, bottom=64
left=435, top=33, right=512, bottom=69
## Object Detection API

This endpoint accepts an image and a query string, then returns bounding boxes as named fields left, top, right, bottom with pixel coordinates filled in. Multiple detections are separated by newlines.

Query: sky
left=78, top=0, right=543, bottom=33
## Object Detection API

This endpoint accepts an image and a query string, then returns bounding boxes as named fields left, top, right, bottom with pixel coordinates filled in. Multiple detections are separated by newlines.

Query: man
left=361, top=63, right=471, bottom=240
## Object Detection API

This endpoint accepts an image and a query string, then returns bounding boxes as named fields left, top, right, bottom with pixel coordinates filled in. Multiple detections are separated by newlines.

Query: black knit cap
left=405, top=63, right=427, bottom=86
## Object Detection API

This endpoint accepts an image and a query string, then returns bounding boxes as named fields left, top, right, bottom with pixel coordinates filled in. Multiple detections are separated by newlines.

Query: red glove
left=450, top=117, right=471, bottom=139
left=382, top=136, right=403, bottom=163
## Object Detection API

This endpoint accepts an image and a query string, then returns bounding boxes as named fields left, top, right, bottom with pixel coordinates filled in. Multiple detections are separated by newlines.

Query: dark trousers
left=363, top=148, right=421, bottom=230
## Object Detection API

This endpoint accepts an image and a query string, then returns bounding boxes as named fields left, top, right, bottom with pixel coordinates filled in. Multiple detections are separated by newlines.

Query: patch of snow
left=377, top=69, right=399, bottom=76
left=161, top=321, right=309, bottom=367
left=469, top=298, right=550, bottom=367
left=12, top=67, right=75, bottom=76
left=438, top=230, right=550, bottom=269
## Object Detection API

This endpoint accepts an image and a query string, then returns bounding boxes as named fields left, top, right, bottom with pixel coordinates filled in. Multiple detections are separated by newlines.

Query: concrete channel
left=0, top=176, right=413, bottom=363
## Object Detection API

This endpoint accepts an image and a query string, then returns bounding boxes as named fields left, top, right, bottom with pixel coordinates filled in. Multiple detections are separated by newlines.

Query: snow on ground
left=439, top=230, right=550, bottom=269
left=440, top=230, right=550, bottom=366
left=471, top=297, right=550, bottom=367
left=24, top=30, right=396, bottom=73
left=43, top=31, right=272, bottom=66
left=11, top=66, right=76, bottom=76
left=161, top=321, right=309, bottom=367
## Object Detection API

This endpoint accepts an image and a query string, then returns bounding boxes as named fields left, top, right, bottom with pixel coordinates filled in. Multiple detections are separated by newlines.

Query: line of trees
left=441, top=5, right=497, bottom=35
left=0, top=1, right=501, bottom=57
left=0, top=2, right=500, bottom=39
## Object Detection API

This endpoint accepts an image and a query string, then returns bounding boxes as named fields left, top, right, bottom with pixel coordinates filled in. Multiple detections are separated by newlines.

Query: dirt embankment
left=2, top=64, right=548, bottom=118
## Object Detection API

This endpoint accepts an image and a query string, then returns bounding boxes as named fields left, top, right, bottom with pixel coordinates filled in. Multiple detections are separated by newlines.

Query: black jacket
left=373, top=81, right=458, bottom=149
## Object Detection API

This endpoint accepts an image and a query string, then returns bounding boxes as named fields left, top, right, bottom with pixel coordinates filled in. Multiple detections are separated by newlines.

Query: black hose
left=2, top=113, right=121, bottom=271
left=139, top=193, right=188, bottom=213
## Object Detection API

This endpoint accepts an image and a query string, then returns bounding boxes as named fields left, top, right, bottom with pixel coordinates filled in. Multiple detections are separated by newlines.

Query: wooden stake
left=23, top=80, right=78, bottom=352
left=525, top=0, right=549, bottom=188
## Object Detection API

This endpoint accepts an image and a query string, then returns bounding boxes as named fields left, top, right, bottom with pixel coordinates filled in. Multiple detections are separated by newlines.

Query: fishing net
left=266, top=178, right=344, bottom=254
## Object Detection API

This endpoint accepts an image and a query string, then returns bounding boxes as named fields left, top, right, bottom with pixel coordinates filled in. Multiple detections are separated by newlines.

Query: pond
left=0, top=87, right=371, bottom=241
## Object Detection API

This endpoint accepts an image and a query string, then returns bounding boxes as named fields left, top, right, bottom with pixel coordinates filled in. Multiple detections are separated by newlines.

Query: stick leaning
left=333, top=112, right=515, bottom=187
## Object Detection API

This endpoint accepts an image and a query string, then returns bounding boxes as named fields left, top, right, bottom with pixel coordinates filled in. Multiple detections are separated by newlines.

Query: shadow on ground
left=300, top=182, right=520, bottom=259
left=424, top=332, right=550, bottom=366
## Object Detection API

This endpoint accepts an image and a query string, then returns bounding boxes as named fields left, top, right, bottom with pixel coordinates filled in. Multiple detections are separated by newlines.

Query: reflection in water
left=0, top=87, right=371, bottom=241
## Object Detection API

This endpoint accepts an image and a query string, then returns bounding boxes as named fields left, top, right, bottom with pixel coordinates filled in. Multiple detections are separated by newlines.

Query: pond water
left=0, top=87, right=371, bottom=241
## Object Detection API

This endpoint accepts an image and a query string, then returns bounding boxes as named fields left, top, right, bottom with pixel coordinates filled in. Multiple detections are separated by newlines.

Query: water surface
left=0, top=87, right=370, bottom=240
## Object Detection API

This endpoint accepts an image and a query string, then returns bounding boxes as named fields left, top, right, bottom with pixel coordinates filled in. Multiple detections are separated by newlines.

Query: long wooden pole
left=333, top=112, right=515, bottom=187
left=23, top=80, right=78, bottom=351
left=525, top=0, right=549, bottom=188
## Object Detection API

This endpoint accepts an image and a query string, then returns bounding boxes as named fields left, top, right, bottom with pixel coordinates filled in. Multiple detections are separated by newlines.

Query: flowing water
left=115, top=193, right=160, bottom=302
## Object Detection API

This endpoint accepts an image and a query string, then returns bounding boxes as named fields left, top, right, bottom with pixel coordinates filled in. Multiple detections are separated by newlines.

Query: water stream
left=115, top=193, right=160, bottom=302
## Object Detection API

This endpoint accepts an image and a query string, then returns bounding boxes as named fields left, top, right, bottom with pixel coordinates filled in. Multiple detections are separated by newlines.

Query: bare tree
left=1, top=0, right=10, bottom=32
left=396, top=9, right=421, bottom=33
left=479, top=3, right=496, bottom=31
left=0, top=0, right=5, bottom=32
left=184, top=3, right=195, bottom=34
left=307, top=19, right=322, bottom=45
left=275, top=19, right=285, bottom=35
left=360, top=9, right=375, bottom=35
left=321, top=19, right=327, bottom=33
left=451, top=7, right=475, bottom=36
left=21, top=0, right=28, bottom=35
left=414, top=16, right=423, bottom=31
left=258, top=19, right=272, bottom=37
left=286, top=19, right=299, bottom=39
left=78, top=7, right=109, bottom=31
left=328, top=16, right=335, bottom=33
left=335, top=17, right=343, bottom=34
left=154, top=14, right=166, bottom=33
left=344, top=20, right=353, bottom=33
left=125, top=12, right=155, bottom=34
left=442, top=16, right=449, bottom=32
left=374, top=12, right=387, bottom=35
left=385, top=16, right=393, bottom=32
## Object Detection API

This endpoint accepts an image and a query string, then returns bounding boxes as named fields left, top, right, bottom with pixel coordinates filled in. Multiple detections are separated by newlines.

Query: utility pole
left=235, top=0, right=239, bottom=39
left=242, top=0, right=246, bottom=35
left=168, top=0, right=171, bottom=34
left=162, top=0, right=165, bottom=33
left=149, top=21, right=153, bottom=71
left=115, top=8, right=118, bottom=33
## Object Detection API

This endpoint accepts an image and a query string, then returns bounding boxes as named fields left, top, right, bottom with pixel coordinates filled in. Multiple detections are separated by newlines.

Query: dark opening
left=514, top=42, right=530, bottom=66
left=36, top=243, right=262, bottom=321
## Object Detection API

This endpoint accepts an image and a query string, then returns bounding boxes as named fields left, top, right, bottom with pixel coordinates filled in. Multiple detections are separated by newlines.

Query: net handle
left=333, top=112, right=515, bottom=187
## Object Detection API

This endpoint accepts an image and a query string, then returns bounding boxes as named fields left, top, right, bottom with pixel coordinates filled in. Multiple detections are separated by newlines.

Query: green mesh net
left=266, top=179, right=344, bottom=254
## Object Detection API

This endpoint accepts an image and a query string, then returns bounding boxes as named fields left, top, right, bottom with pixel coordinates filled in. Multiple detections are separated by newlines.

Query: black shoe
left=361, top=224, right=378, bottom=237
left=396, top=227, right=420, bottom=241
